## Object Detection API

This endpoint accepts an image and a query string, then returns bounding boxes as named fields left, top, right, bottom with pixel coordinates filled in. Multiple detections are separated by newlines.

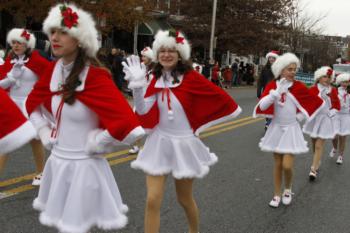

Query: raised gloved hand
left=7, top=64, right=24, bottom=88
left=38, top=126, right=54, bottom=150
left=270, top=78, right=290, bottom=99
left=328, top=108, right=337, bottom=118
left=121, top=55, right=147, bottom=89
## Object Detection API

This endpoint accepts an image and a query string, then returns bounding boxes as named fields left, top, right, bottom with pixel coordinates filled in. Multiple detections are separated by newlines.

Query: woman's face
left=49, top=28, right=79, bottom=63
left=141, top=55, right=152, bottom=66
left=11, top=41, right=27, bottom=56
left=268, top=56, right=276, bottom=64
left=158, top=47, right=179, bottom=71
left=281, top=63, right=297, bottom=82
left=341, top=81, right=350, bottom=88
left=319, top=75, right=331, bottom=86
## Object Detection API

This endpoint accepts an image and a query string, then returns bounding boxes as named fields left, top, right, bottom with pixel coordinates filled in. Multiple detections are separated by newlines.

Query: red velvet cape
left=136, top=70, right=241, bottom=134
left=309, top=85, right=340, bottom=111
left=254, top=80, right=324, bottom=119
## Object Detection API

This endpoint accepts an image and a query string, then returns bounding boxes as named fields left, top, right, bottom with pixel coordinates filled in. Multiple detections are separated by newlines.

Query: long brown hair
left=62, top=48, right=103, bottom=105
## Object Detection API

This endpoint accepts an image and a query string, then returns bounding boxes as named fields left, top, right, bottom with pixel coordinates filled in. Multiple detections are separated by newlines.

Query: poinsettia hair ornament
left=60, top=5, right=79, bottom=29
left=6, top=28, right=36, bottom=51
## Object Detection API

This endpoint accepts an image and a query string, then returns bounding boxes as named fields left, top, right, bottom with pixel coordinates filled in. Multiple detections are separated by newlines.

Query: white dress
left=336, top=87, right=350, bottom=136
left=131, top=73, right=218, bottom=179
left=303, top=84, right=339, bottom=139
left=31, top=61, right=128, bottom=233
left=0, top=55, right=38, bottom=114
left=258, top=89, right=309, bottom=154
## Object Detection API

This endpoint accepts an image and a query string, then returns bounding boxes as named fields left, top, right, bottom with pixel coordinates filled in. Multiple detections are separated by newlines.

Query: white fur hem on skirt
left=33, top=198, right=128, bottom=233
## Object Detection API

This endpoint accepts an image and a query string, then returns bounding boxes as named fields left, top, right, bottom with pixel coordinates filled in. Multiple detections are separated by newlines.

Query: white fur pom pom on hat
left=43, top=3, right=99, bottom=58
left=152, top=30, right=191, bottom=62
left=335, top=73, right=350, bottom=85
left=6, top=28, right=36, bottom=51
left=314, top=66, right=333, bottom=82
left=271, top=52, right=300, bottom=78
left=141, top=47, right=154, bottom=61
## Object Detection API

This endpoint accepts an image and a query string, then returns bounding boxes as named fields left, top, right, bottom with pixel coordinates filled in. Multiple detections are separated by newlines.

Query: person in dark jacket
left=257, top=51, right=279, bottom=130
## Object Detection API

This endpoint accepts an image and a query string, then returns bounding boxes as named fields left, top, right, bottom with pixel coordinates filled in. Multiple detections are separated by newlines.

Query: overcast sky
left=302, top=0, right=350, bottom=36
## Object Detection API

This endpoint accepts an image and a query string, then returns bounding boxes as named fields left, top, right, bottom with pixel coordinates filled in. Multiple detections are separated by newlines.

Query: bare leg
left=338, top=136, right=346, bottom=155
left=0, top=155, right=9, bottom=175
left=312, top=138, right=325, bottom=170
left=282, top=154, right=295, bottom=189
left=332, top=136, right=339, bottom=151
left=175, top=178, right=199, bottom=233
left=273, top=153, right=283, bottom=196
left=30, top=139, right=45, bottom=173
left=145, top=175, right=167, bottom=233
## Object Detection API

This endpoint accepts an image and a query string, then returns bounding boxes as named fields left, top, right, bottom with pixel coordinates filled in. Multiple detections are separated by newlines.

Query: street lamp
left=133, top=6, right=143, bottom=55
left=209, top=0, right=217, bottom=64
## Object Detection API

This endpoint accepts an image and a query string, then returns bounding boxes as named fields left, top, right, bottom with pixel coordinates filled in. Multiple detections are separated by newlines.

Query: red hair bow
left=21, top=30, right=30, bottom=41
left=175, top=31, right=184, bottom=44
left=60, top=6, right=79, bottom=29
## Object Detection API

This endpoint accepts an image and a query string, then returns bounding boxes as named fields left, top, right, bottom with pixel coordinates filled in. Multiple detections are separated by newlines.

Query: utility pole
left=209, top=0, right=217, bottom=64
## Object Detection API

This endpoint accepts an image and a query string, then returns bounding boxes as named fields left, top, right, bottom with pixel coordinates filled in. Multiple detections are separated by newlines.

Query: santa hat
left=314, top=66, right=333, bottom=82
left=271, top=52, right=300, bottom=78
left=0, top=89, right=36, bottom=154
left=6, top=28, right=36, bottom=51
left=43, top=3, right=99, bottom=58
left=152, top=29, right=191, bottom=61
left=335, top=73, right=350, bottom=85
left=141, top=47, right=154, bottom=61
left=265, top=50, right=279, bottom=59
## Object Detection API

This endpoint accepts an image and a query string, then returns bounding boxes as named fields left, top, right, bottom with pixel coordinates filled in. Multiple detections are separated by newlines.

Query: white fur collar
left=50, top=59, right=89, bottom=92
left=154, top=72, right=183, bottom=88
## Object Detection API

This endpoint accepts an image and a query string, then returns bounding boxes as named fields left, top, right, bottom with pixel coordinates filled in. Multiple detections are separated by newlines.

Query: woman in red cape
left=26, top=3, right=144, bottom=233
left=123, top=29, right=241, bottom=233
left=253, top=53, right=324, bottom=208
left=303, top=66, right=340, bottom=181
left=0, top=28, right=49, bottom=185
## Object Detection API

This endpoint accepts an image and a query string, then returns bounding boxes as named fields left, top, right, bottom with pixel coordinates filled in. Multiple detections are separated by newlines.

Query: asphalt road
left=0, top=87, right=349, bottom=233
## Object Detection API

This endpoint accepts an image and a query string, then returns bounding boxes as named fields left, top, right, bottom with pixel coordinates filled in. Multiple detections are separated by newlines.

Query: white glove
left=8, top=64, right=24, bottom=88
left=296, top=112, right=305, bottom=123
left=276, top=78, right=290, bottom=94
left=328, top=109, right=337, bottom=118
left=38, top=126, right=54, bottom=150
left=85, top=129, right=122, bottom=155
left=121, top=55, right=147, bottom=89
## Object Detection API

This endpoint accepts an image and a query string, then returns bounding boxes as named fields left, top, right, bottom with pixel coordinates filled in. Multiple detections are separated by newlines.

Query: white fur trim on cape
left=314, top=66, right=332, bottom=82
left=271, top=53, right=300, bottom=78
left=43, top=3, right=99, bottom=58
left=195, top=106, right=242, bottom=136
left=6, top=28, right=36, bottom=51
left=0, top=121, right=36, bottom=154
left=152, top=30, right=191, bottom=61
left=336, top=73, right=350, bottom=85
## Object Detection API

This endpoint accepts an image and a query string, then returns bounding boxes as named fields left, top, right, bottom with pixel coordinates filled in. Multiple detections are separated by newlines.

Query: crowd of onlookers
left=193, top=58, right=256, bottom=89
